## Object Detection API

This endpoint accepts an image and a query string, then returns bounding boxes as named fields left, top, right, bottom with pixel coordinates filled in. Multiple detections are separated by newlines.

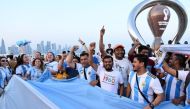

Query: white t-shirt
left=129, top=71, right=163, bottom=104
left=76, top=63, right=96, bottom=83
left=97, top=65, right=124, bottom=94
left=113, top=57, right=133, bottom=87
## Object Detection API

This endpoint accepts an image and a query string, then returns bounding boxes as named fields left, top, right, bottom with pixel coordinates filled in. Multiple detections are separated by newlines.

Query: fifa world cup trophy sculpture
left=128, top=0, right=188, bottom=51
left=148, top=4, right=170, bottom=50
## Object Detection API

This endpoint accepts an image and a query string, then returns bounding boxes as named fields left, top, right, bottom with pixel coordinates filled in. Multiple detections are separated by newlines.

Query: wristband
left=149, top=103, right=154, bottom=109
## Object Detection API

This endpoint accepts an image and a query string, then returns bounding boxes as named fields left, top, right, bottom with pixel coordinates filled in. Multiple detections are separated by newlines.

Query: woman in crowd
left=0, top=56, right=12, bottom=89
left=15, top=54, right=32, bottom=78
left=44, top=52, right=58, bottom=76
left=24, top=58, right=44, bottom=80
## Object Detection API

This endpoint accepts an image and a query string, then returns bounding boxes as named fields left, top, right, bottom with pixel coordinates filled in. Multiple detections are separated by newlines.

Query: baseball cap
left=113, top=44, right=124, bottom=50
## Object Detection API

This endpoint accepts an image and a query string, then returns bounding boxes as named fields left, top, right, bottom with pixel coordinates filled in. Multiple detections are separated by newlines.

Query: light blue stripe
left=142, top=76, right=151, bottom=104
left=174, top=80, right=182, bottom=99
left=0, top=72, right=3, bottom=88
left=134, top=76, right=140, bottom=102
left=188, top=84, right=190, bottom=100
left=129, top=71, right=135, bottom=84
left=165, top=75, right=174, bottom=101
left=90, top=68, right=96, bottom=81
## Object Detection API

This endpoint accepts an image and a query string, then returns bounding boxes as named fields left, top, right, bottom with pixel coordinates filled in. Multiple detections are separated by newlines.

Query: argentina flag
left=1, top=73, right=188, bottom=109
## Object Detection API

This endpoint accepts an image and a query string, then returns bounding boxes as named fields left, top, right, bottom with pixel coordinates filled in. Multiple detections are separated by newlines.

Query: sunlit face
left=114, top=47, right=124, bottom=59
left=23, top=55, right=30, bottom=63
left=80, top=55, right=89, bottom=67
left=140, top=49, right=149, bottom=56
left=132, top=58, right=142, bottom=72
left=0, top=58, right=8, bottom=67
left=47, top=52, right=54, bottom=62
left=103, top=58, right=113, bottom=71
left=34, top=59, right=42, bottom=67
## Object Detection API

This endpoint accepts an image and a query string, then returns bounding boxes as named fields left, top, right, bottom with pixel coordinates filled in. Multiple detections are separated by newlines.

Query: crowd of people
left=0, top=26, right=190, bottom=109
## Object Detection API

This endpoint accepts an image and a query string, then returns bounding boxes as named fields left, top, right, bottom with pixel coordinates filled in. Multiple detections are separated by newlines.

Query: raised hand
left=78, top=37, right=85, bottom=45
left=134, top=39, right=141, bottom=46
left=71, top=45, right=79, bottom=52
left=100, top=25, right=105, bottom=37
left=154, top=50, right=167, bottom=69
left=89, top=42, right=96, bottom=51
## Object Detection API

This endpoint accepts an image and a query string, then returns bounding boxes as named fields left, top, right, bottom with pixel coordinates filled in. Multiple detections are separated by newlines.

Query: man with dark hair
left=127, top=54, right=164, bottom=109
left=89, top=42, right=124, bottom=95
left=138, top=45, right=149, bottom=56
left=80, top=52, right=89, bottom=58
left=162, top=56, right=190, bottom=106
left=129, top=43, right=156, bottom=76
left=99, top=26, right=132, bottom=96
left=163, top=53, right=186, bottom=105
left=66, top=46, right=97, bottom=86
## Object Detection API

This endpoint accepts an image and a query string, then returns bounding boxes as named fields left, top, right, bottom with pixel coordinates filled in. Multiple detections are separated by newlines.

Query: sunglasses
left=1, top=60, right=8, bottom=62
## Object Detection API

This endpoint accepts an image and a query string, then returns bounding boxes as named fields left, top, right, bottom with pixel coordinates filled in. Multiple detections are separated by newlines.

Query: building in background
left=0, top=38, right=6, bottom=54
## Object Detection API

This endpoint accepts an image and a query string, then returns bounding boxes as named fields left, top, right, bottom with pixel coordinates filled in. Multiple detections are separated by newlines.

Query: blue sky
left=0, top=0, right=190, bottom=51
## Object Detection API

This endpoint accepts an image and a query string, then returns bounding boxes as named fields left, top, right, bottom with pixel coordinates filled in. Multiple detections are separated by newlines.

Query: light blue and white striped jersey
left=16, top=64, right=32, bottom=76
left=178, top=70, right=190, bottom=106
left=0, top=70, right=6, bottom=88
left=129, top=71, right=163, bottom=104
left=76, top=63, right=96, bottom=83
left=187, top=84, right=190, bottom=106
left=165, top=73, right=185, bottom=101
left=26, top=67, right=43, bottom=80
left=0, top=67, right=12, bottom=81
left=44, top=61, right=58, bottom=72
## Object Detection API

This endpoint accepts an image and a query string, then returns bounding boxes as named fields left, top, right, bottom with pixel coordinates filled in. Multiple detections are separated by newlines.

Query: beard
left=105, top=67, right=112, bottom=71
left=133, top=65, right=139, bottom=72
left=104, top=65, right=113, bottom=71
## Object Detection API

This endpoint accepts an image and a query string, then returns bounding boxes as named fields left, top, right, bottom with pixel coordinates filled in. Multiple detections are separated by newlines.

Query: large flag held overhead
left=0, top=74, right=188, bottom=109
left=159, top=44, right=190, bottom=55
left=155, top=44, right=190, bottom=68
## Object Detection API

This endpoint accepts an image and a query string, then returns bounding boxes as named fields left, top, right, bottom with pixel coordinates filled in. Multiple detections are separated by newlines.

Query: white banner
left=0, top=75, right=59, bottom=109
